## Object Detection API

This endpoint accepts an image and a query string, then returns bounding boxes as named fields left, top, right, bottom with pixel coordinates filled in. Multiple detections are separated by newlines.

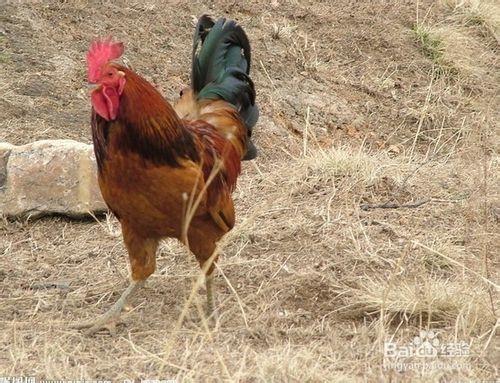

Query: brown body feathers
left=91, top=63, right=248, bottom=276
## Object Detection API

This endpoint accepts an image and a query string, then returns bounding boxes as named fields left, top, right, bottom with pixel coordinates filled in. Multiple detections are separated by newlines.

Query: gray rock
left=0, top=140, right=106, bottom=218
left=0, top=143, right=13, bottom=192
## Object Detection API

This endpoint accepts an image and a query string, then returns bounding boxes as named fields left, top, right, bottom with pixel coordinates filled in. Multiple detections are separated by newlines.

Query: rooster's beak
left=87, top=83, right=101, bottom=92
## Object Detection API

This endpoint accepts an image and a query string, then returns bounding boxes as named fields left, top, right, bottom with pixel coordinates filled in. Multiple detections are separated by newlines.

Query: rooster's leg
left=206, top=273, right=216, bottom=316
left=186, top=227, right=220, bottom=320
left=73, top=227, right=158, bottom=335
left=72, top=280, right=145, bottom=335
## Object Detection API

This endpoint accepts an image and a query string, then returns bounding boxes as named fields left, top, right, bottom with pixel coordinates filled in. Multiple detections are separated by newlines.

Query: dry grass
left=411, top=24, right=454, bottom=76
left=442, top=0, right=500, bottom=43
left=1, top=0, right=499, bottom=381
left=3, top=140, right=498, bottom=381
left=413, top=0, right=499, bottom=90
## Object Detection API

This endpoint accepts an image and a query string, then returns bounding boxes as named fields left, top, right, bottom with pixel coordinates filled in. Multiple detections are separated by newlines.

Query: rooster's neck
left=91, top=66, right=200, bottom=172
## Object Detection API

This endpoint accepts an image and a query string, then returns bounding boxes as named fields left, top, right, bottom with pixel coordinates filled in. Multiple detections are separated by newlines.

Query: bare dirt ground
left=0, top=0, right=499, bottom=381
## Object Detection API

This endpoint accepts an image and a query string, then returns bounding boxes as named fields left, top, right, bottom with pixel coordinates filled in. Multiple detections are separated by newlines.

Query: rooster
left=75, top=15, right=258, bottom=334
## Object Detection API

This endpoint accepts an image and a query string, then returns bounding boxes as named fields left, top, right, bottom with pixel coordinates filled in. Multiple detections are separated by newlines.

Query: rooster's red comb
left=86, top=38, right=124, bottom=82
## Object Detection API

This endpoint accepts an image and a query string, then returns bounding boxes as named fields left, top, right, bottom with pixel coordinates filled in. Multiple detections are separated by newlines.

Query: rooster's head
left=87, top=38, right=126, bottom=121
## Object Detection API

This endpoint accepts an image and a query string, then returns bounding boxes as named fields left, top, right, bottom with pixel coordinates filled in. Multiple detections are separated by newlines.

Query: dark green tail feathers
left=192, top=15, right=259, bottom=160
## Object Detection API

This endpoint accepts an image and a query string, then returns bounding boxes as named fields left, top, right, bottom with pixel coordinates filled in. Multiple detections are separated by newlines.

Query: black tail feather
left=191, top=15, right=259, bottom=160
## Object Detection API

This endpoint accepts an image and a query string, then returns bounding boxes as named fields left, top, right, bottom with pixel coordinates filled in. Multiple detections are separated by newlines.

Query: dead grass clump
left=421, top=236, right=466, bottom=270
left=411, top=24, right=458, bottom=77
left=434, top=26, right=496, bottom=83
left=291, top=34, right=321, bottom=72
left=279, top=146, right=399, bottom=195
left=442, top=0, right=500, bottom=43
left=270, top=19, right=298, bottom=40
left=343, top=276, right=493, bottom=333
left=413, top=3, right=498, bottom=87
